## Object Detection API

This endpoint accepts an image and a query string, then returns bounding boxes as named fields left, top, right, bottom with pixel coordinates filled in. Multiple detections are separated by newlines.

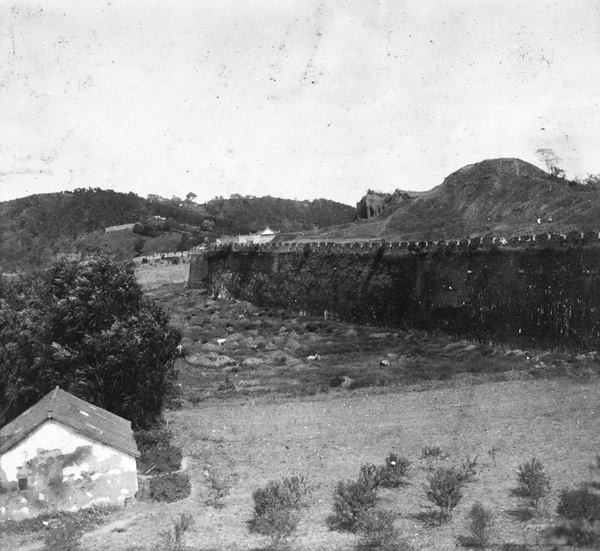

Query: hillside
left=312, top=158, right=600, bottom=242
left=0, top=189, right=355, bottom=272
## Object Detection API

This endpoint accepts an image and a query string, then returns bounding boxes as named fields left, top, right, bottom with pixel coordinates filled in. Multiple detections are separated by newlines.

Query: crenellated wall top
left=196, top=231, right=600, bottom=257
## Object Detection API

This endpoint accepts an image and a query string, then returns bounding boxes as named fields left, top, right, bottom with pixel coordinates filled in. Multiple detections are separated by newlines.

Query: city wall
left=188, top=231, right=600, bottom=351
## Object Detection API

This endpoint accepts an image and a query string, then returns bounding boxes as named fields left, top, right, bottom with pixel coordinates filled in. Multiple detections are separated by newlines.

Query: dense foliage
left=0, top=256, right=181, bottom=428
left=0, top=189, right=355, bottom=271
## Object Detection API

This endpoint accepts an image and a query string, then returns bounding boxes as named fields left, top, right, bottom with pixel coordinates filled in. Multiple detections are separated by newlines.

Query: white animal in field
left=380, top=359, right=389, bottom=367
left=217, top=338, right=226, bottom=346
left=307, top=354, right=321, bottom=361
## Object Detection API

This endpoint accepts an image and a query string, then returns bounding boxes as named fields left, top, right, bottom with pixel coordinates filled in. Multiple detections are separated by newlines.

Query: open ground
left=2, top=282, right=599, bottom=550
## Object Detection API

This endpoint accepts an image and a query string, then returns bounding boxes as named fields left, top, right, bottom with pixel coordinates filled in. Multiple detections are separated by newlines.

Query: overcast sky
left=0, top=0, right=599, bottom=205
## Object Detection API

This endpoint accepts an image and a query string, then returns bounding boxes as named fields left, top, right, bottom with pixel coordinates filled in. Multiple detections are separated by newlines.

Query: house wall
left=0, top=420, right=137, bottom=520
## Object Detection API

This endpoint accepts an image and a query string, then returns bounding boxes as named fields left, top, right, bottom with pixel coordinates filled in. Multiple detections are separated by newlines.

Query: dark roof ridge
left=48, top=386, right=59, bottom=418
left=0, top=388, right=139, bottom=458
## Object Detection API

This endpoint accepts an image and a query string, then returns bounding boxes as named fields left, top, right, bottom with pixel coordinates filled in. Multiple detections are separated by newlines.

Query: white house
left=217, top=227, right=280, bottom=245
left=0, top=387, right=140, bottom=520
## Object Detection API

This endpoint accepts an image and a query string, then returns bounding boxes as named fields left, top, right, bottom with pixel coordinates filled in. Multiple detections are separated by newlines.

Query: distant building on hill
left=105, top=223, right=136, bottom=233
left=217, top=227, right=279, bottom=245
left=0, top=387, right=139, bottom=521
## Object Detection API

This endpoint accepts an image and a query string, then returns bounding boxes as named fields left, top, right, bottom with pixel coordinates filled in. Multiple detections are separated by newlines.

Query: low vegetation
left=248, top=475, right=313, bottom=548
left=3, top=279, right=600, bottom=550
left=157, top=513, right=194, bottom=551
left=423, top=467, right=464, bottom=522
left=458, top=502, right=494, bottom=549
left=0, top=257, right=181, bottom=428
left=511, top=457, right=551, bottom=511
left=377, top=453, right=411, bottom=489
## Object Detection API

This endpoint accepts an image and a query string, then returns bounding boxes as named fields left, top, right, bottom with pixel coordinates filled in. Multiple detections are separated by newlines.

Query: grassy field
left=134, top=257, right=190, bottom=289
left=3, top=282, right=600, bottom=551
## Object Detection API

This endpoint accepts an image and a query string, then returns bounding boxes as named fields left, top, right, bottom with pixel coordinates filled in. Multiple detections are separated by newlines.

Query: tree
left=424, top=467, right=464, bottom=521
left=185, top=192, right=197, bottom=203
left=512, top=457, right=550, bottom=509
left=0, top=257, right=181, bottom=428
left=535, top=148, right=562, bottom=175
left=134, top=237, right=145, bottom=254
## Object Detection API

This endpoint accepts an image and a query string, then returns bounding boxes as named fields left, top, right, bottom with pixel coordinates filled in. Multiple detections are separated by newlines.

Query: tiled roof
left=0, top=387, right=140, bottom=457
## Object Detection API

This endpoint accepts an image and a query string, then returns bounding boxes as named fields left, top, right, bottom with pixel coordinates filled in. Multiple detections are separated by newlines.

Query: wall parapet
left=196, top=230, right=599, bottom=258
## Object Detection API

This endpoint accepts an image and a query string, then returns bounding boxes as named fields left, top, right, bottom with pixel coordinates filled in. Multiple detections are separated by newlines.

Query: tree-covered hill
left=0, top=188, right=355, bottom=272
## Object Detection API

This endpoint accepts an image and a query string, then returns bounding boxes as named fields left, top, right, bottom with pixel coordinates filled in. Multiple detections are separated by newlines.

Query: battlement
left=198, top=230, right=600, bottom=256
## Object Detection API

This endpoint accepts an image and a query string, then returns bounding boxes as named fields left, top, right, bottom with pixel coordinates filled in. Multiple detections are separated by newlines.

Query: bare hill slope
left=313, top=158, right=600, bottom=242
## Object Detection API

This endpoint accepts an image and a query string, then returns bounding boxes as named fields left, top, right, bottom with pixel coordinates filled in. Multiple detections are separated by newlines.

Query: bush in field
left=327, top=479, right=378, bottom=532
left=589, top=455, right=600, bottom=489
left=249, top=476, right=312, bottom=549
left=557, top=488, right=600, bottom=522
left=157, top=513, right=194, bottom=551
left=424, top=467, right=464, bottom=521
left=458, top=456, right=478, bottom=484
left=43, top=519, right=83, bottom=551
left=590, top=455, right=600, bottom=476
left=149, top=473, right=191, bottom=503
left=458, top=502, right=494, bottom=548
left=205, top=468, right=233, bottom=508
left=512, top=458, right=550, bottom=509
left=421, top=446, right=444, bottom=470
left=378, top=453, right=411, bottom=489
left=249, top=508, right=299, bottom=549
left=359, top=463, right=381, bottom=492
left=251, top=475, right=312, bottom=516
left=134, top=425, right=182, bottom=473
left=355, top=509, right=414, bottom=551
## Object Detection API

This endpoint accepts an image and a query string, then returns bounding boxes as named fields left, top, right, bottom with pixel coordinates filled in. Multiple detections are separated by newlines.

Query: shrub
left=249, top=476, right=311, bottom=549
left=252, top=476, right=311, bottom=517
left=487, top=446, right=500, bottom=467
left=356, top=509, right=395, bottom=551
left=421, top=446, right=444, bottom=469
left=327, top=480, right=378, bottom=532
left=205, top=469, right=232, bottom=508
left=460, top=502, right=494, bottom=548
left=157, top=513, right=194, bottom=551
left=280, top=474, right=313, bottom=509
left=359, top=463, right=380, bottom=492
left=43, top=519, right=83, bottom=551
left=134, top=426, right=182, bottom=473
left=149, top=473, right=191, bottom=502
left=557, top=488, right=600, bottom=521
left=549, top=522, right=600, bottom=548
left=424, top=467, right=464, bottom=521
left=355, top=509, right=415, bottom=551
left=249, top=507, right=299, bottom=549
left=512, top=458, right=550, bottom=509
left=134, top=237, right=145, bottom=254
left=378, top=453, right=410, bottom=489
left=458, top=456, right=478, bottom=484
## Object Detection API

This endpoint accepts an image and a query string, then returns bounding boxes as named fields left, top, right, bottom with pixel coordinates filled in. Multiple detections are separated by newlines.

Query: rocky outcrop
left=356, top=189, right=414, bottom=219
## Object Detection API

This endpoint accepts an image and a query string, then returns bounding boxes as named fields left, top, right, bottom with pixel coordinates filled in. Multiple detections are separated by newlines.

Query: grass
left=150, top=377, right=600, bottom=550
left=5, top=282, right=599, bottom=550
left=147, top=284, right=600, bottom=406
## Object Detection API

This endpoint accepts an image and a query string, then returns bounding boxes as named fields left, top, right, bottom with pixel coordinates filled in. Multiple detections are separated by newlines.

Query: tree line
left=0, top=256, right=181, bottom=428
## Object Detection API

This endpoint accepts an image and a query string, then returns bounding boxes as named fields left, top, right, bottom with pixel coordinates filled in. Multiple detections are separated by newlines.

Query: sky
left=0, top=0, right=599, bottom=206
